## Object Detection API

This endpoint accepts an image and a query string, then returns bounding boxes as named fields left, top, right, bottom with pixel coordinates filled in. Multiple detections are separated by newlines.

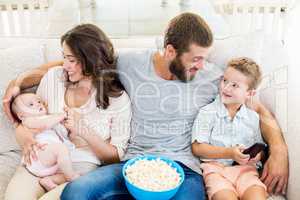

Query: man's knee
left=61, top=164, right=124, bottom=200
left=61, top=179, right=94, bottom=200
left=173, top=173, right=206, bottom=200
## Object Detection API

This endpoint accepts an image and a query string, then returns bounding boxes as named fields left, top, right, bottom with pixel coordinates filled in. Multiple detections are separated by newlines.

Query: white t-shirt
left=36, top=66, right=132, bottom=165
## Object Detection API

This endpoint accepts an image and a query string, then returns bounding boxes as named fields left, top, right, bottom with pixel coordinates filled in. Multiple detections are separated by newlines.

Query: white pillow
left=207, top=31, right=265, bottom=69
left=0, top=45, right=45, bottom=153
left=42, top=39, right=62, bottom=62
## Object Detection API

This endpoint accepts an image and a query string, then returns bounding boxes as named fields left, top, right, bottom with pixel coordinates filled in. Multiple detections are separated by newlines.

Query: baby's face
left=14, top=93, right=47, bottom=118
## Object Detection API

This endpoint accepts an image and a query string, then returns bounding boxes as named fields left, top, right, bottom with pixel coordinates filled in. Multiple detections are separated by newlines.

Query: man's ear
left=164, top=44, right=177, bottom=60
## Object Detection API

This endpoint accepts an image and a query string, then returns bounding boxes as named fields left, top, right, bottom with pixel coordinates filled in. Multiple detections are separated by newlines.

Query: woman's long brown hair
left=61, top=24, right=124, bottom=109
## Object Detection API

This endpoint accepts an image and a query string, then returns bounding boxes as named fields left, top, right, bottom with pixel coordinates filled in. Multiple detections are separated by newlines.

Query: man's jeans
left=61, top=161, right=206, bottom=200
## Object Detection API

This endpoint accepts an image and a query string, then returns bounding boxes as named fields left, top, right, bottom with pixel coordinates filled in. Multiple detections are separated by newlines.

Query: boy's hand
left=247, top=152, right=262, bottom=165
left=230, top=145, right=250, bottom=165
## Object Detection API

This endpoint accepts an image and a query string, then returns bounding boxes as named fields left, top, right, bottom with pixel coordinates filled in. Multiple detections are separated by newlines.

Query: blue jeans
left=61, top=161, right=206, bottom=200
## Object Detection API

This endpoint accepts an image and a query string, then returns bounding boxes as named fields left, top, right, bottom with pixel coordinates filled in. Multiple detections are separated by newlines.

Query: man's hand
left=2, top=82, right=20, bottom=123
left=261, top=146, right=289, bottom=195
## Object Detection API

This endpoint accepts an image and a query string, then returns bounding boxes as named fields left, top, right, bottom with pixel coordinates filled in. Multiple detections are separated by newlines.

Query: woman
left=3, top=24, right=131, bottom=200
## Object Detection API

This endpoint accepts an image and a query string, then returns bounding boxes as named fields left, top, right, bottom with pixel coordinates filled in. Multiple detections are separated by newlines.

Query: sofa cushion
left=0, top=151, right=21, bottom=200
left=0, top=45, right=45, bottom=153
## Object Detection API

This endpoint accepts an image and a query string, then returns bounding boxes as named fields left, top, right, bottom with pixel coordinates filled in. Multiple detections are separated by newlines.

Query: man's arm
left=251, top=100, right=289, bottom=194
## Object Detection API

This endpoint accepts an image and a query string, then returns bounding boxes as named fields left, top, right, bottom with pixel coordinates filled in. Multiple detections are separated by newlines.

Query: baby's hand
left=57, top=112, right=67, bottom=122
left=230, top=145, right=250, bottom=165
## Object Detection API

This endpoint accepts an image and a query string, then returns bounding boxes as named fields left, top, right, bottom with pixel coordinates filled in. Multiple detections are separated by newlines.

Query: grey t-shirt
left=117, top=49, right=223, bottom=174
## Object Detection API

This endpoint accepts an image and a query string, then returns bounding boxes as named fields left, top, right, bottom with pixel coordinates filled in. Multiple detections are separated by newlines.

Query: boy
left=192, top=57, right=267, bottom=200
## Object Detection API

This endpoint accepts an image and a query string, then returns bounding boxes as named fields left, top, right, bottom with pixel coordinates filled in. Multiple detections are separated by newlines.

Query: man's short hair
left=164, top=12, right=213, bottom=56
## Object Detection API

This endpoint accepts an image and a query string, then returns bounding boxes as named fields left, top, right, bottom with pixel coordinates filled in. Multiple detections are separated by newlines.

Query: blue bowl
left=122, top=155, right=185, bottom=200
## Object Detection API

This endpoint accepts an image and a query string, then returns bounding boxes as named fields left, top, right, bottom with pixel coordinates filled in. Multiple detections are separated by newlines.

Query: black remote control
left=232, top=143, right=268, bottom=165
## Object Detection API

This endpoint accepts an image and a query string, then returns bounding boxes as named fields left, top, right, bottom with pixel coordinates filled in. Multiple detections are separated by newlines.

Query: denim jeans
left=61, top=161, right=206, bottom=200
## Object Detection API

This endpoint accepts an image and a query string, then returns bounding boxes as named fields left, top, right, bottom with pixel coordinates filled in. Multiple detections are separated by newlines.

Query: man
left=3, top=13, right=288, bottom=199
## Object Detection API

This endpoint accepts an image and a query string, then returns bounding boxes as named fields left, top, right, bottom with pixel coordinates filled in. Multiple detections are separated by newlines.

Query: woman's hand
left=63, top=107, right=87, bottom=138
left=2, top=81, right=20, bottom=124
left=230, top=145, right=250, bottom=165
left=16, top=125, right=46, bottom=165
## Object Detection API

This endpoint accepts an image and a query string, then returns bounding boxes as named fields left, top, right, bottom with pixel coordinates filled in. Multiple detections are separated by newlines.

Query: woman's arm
left=15, top=60, right=63, bottom=89
left=2, top=60, right=63, bottom=123
left=81, top=130, right=120, bottom=164
left=64, top=92, right=132, bottom=164
left=15, top=124, right=46, bottom=164
left=65, top=111, right=121, bottom=164
left=248, top=99, right=289, bottom=194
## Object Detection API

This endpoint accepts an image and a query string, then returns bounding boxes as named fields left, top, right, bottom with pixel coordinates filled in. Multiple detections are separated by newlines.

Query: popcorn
left=125, top=158, right=181, bottom=191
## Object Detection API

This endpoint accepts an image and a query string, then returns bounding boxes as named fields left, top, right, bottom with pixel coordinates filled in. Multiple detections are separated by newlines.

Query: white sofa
left=0, top=33, right=295, bottom=200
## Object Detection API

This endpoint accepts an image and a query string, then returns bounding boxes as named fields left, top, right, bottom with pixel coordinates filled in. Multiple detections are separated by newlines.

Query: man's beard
left=169, top=56, right=195, bottom=82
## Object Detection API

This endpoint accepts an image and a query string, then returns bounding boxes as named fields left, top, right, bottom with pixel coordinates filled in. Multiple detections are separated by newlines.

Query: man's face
left=169, top=43, right=210, bottom=82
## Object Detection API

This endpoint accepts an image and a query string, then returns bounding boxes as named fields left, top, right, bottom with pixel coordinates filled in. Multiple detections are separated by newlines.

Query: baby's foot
left=39, top=177, right=58, bottom=191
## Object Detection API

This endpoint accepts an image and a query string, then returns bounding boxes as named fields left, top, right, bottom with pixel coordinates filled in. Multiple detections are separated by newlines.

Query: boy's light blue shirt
left=192, top=95, right=265, bottom=166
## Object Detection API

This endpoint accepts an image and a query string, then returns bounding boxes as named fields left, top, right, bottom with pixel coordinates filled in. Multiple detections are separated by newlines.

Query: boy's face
left=14, top=93, right=47, bottom=119
left=169, top=43, right=210, bottom=82
left=220, top=67, right=253, bottom=105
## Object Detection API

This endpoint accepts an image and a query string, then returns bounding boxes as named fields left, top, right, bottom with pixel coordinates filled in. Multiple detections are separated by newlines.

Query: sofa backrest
left=0, top=33, right=289, bottom=154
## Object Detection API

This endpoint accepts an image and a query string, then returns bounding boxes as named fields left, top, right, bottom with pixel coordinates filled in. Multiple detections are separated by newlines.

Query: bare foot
left=39, top=177, right=58, bottom=191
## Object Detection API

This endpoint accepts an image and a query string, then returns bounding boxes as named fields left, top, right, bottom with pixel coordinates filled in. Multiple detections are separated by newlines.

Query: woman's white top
left=36, top=66, right=132, bottom=165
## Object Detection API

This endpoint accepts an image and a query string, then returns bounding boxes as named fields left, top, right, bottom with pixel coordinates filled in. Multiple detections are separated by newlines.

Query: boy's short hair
left=227, top=57, right=262, bottom=89
left=164, top=12, right=213, bottom=56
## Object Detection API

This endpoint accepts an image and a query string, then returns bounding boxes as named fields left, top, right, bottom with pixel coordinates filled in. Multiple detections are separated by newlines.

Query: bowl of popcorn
left=122, top=155, right=185, bottom=200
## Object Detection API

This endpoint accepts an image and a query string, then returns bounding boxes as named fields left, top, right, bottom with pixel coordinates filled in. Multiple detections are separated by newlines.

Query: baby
left=11, top=93, right=79, bottom=191
left=192, top=57, right=267, bottom=199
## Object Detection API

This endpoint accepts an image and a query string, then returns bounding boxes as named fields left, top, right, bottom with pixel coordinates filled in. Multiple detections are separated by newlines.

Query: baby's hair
left=10, top=92, right=32, bottom=122
left=227, top=57, right=262, bottom=90
left=10, top=95, right=21, bottom=122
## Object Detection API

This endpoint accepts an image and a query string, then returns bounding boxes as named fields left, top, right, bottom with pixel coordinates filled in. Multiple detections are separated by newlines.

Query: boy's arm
left=23, top=113, right=66, bottom=130
left=191, top=142, right=232, bottom=159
